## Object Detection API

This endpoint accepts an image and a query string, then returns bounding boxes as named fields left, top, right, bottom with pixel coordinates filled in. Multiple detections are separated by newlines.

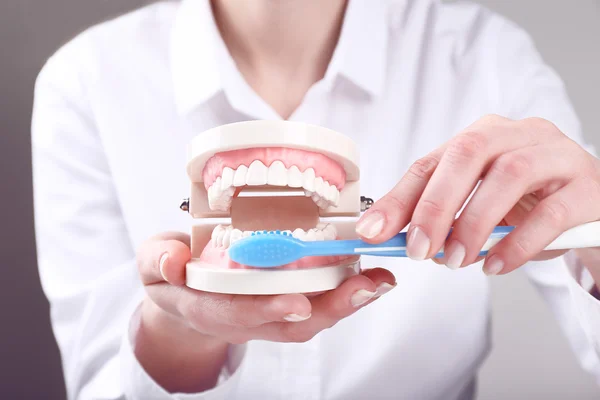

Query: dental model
left=182, top=121, right=600, bottom=295
left=181, top=120, right=369, bottom=295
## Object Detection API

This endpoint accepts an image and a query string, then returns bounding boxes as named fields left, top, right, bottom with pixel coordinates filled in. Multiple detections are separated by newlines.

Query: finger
left=502, top=193, right=541, bottom=224
left=137, top=232, right=192, bottom=285
left=445, top=144, right=574, bottom=269
left=361, top=267, right=398, bottom=297
left=408, top=116, right=545, bottom=261
left=224, top=292, right=312, bottom=327
left=288, top=273, right=379, bottom=330
left=151, top=231, right=191, bottom=247
left=531, top=249, right=569, bottom=261
left=250, top=269, right=396, bottom=343
left=483, top=180, right=597, bottom=275
left=148, top=283, right=313, bottom=331
left=356, top=148, right=444, bottom=242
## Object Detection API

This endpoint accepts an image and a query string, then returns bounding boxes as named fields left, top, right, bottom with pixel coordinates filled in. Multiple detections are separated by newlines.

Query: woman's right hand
left=138, top=231, right=395, bottom=345
left=134, top=232, right=396, bottom=393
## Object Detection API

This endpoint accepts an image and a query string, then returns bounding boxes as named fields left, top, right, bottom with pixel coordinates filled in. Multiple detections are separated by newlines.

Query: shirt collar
left=325, top=0, right=390, bottom=97
left=170, top=0, right=391, bottom=116
left=170, top=0, right=222, bottom=115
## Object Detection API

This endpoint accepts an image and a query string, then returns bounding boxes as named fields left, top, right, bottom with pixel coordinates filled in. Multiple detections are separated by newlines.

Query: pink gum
left=202, top=147, right=346, bottom=190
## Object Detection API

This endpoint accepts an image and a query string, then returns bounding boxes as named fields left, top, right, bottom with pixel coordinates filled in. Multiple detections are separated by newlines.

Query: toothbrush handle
left=353, top=221, right=600, bottom=258
left=473, top=221, right=600, bottom=256
left=305, top=234, right=408, bottom=257
left=351, top=233, right=408, bottom=257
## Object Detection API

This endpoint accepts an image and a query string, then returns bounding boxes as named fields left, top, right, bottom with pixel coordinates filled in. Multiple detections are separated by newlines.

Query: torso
left=71, top=0, right=518, bottom=397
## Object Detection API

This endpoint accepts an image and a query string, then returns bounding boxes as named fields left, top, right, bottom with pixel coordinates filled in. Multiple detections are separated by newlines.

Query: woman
left=32, top=0, right=600, bottom=398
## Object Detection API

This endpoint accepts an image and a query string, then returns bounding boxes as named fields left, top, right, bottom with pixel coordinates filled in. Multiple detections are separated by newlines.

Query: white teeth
left=331, top=186, right=340, bottom=204
left=314, top=177, right=324, bottom=197
left=206, top=161, right=341, bottom=211
left=211, top=224, right=222, bottom=243
left=221, top=167, right=234, bottom=190
left=222, top=232, right=231, bottom=247
left=208, top=185, right=216, bottom=208
left=211, top=226, right=242, bottom=248
left=313, top=229, right=325, bottom=241
left=324, top=224, right=337, bottom=240
left=302, top=168, right=316, bottom=192
left=208, top=177, right=235, bottom=211
left=288, top=166, right=303, bottom=188
left=267, top=161, right=288, bottom=186
left=247, top=160, right=268, bottom=185
left=217, top=228, right=226, bottom=246
left=211, top=223, right=338, bottom=248
left=233, top=165, right=248, bottom=187
left=325, top=185, right=335, bottom=202
left=293, top=228, right=306, bottom=240
left=291, top=223, right=337, bottom=242
left=229, top=229, right=242, bottom=245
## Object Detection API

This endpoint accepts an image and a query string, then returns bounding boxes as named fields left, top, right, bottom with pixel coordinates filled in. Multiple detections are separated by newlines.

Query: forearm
left=135, top=297, right=229, bottom=393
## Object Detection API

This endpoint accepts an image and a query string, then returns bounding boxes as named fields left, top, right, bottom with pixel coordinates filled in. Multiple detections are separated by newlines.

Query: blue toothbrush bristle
left=228, top=230, right=305, bottom=267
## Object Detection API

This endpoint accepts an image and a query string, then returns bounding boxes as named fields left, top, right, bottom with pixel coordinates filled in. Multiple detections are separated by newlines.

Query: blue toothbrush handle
left=338, top=226, right=516, bottom=258
left=358, top=250, right=485, bottom=257
left=305, top=232, right=409, bottom=257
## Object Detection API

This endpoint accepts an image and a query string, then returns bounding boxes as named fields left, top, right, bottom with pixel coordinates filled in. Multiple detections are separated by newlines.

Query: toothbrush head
left=228, top=231, right=307, bottom=268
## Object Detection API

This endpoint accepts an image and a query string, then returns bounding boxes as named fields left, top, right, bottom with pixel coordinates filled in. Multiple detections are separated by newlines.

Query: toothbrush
left=227, top=221, right=600, bottom=268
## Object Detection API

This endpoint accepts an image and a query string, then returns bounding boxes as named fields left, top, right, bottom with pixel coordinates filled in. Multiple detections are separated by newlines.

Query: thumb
left=136, top=232, right=192, bottom=286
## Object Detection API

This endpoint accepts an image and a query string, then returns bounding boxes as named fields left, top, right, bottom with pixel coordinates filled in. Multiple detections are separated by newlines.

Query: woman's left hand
left=356, top=114, right=600, bottom=276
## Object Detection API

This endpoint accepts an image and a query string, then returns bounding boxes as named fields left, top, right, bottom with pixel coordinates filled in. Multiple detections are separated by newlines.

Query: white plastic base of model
left=186, top=259, right=361, bottom=295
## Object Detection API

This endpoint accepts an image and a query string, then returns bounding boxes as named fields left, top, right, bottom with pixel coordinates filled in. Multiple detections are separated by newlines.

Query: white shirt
left=31, top=0, right=600, bottom=399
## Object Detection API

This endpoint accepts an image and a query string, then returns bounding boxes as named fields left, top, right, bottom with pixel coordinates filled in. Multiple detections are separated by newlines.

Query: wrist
left=134, top=297, right=229, bottom=393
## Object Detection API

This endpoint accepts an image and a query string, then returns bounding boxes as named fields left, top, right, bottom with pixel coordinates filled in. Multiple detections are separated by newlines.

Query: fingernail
left=159, top=252, right=169, bottom=281
left=374, top=282, right=396, bottom=298
left=406, top=226, right=430, bottom=260
left=483, top=255, right=504, bottom=276
left=284, top=313, right=312, bottom=322
left=445, top=241, right=466, bottom=270
left=356, top=211, right=385, bottom=239
left=351, top=289, right=377, bottom=307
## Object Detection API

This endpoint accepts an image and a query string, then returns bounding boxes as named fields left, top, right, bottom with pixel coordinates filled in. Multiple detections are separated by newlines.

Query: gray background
left=0, top=0, right=598, bottom=399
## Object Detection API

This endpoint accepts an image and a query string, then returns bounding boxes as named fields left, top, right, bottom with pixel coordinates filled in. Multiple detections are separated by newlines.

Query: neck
left=212, top=0, right=347, bottom=74
left=211, top=0, right=347, bottom=118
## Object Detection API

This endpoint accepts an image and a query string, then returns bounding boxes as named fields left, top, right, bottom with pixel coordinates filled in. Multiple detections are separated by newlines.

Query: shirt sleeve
left=32, top=36, right=245, bottom=400
left=489, top=15, right=600, bottom=383
left=121, top=304, right=247, bottom=400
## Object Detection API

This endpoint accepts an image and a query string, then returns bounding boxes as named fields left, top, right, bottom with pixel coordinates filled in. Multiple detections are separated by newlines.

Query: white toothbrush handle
left=480, top=221, right=600, bottom=253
